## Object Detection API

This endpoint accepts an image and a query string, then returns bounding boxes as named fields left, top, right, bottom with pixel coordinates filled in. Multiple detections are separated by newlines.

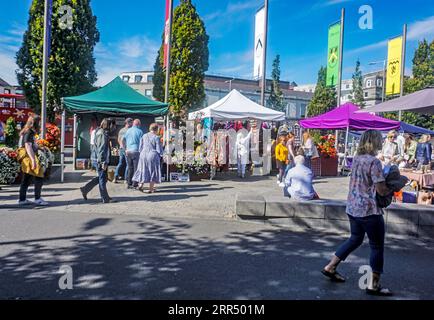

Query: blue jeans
left=335, top=214, right=385, bottom=274
left=81, top=163, right=110, bottom=202
left=115, top=148, right=128, bottom=179
left=126, top=151, right=140, bottom=187
left=305, top=155, right=312, bottom=170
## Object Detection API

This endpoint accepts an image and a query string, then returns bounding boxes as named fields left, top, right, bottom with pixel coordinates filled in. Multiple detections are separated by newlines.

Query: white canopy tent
left=188, top=89, right=285, bottom=121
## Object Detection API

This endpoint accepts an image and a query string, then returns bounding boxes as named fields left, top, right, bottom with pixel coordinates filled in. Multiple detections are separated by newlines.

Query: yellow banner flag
left=386, top=36, right=403, bottom=96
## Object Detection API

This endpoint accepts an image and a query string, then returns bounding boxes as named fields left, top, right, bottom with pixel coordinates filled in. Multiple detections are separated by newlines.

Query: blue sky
left=1, top=0, right=433, bottom=86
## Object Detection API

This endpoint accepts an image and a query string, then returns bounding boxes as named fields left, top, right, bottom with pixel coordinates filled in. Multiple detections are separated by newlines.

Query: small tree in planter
left=5, top=117, right=18, bottom=148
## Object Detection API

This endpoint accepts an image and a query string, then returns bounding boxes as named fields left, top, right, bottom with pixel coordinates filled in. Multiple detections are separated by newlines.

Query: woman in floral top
left=322, top=130, right=393, bottom=296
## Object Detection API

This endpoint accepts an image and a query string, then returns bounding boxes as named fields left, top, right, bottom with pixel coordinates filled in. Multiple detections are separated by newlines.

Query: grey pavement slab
left=0, top=207, right=432, bottom=300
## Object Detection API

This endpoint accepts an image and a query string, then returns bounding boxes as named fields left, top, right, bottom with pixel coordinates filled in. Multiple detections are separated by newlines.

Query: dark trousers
left=305, top=155, right=312, bottom=170
left=81, top=165, right=110, bottom=202
left=19, top=173, right=43, bottom=201
left=126, top=151, right=140, bottom=187
left=115, top=148, right=128, bottom=179
left=335, top=214, right=385, bottom=274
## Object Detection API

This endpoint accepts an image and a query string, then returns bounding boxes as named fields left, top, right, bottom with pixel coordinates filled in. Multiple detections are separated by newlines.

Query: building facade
left=120, top=71, right=313, bottom=120
left=120, top=71, right=154, bottom=98
left=339, top=70, right=384, bottom=107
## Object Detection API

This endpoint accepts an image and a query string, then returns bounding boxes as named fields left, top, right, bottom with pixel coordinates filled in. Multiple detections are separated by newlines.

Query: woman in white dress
left=236, top=122, right=253, bottom=178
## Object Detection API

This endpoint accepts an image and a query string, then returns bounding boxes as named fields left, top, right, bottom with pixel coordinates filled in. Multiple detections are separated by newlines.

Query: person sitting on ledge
left=283, top=155, right=318, bottom=201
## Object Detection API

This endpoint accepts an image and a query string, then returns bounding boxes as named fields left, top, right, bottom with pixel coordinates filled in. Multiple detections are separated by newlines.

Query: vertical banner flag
left=163, top=0, right=170, bottom=68
left=326, top=23, right=341, bottom=87
left=253, top=6, right=265, bottom=80
left=386, top=36, right=403, bottom=96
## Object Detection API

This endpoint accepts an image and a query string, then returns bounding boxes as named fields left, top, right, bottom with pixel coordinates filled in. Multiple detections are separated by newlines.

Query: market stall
left=62, top=77, right=168, bottom=182
left=299, top=102, right=400, bottom=176
left=188, top=89, right=285, bottom=177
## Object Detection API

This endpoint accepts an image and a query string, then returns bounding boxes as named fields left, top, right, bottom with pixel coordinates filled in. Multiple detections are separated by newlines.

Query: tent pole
left=61, top=108, right=66, bottom=182
left=344, top=126, right=349, bottom=156
left=335, top=130, right=339, bottom=149
left=72, top=114, right=77, bottom=171
left=166, top=115, right=170, bottom=181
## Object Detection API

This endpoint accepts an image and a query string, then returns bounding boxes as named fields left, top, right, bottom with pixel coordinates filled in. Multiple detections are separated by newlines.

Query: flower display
left=0, top=147, right=20, bottom=184
left=36, top=123, right=61, bottom=153
left=316, top=135, right=337, bottom=158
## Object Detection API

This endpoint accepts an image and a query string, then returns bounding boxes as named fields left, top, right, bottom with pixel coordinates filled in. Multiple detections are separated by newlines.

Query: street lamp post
left=225, top=77, right=235, bottom=92
left=369, top=60, right=386, bottom=103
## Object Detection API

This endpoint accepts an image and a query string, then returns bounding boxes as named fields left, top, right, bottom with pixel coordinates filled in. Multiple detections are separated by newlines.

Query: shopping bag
left=16, top=147, right=44, bottom=178
left=311, top=145, right=320, bottom=159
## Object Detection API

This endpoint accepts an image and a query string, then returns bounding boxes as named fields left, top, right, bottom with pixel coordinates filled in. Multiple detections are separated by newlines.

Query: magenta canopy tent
left=299, top=103, right=400, bottom=131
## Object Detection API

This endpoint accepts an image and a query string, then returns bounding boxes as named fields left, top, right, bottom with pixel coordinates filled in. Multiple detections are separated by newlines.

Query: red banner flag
left=163, top=0, right=170, bottom=69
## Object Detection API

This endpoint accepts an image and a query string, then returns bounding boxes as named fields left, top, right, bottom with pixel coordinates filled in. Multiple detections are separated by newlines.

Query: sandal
left=321, top=269, right=346, bottom=283
left=366, top=286, right=393, bottom=296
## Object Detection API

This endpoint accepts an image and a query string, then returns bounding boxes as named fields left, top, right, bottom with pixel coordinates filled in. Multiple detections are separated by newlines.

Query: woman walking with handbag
left=17, top=115, right=48, bottom=206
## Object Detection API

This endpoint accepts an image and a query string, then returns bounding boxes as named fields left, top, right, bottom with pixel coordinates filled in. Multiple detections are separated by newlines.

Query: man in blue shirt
left=123, top=119, right=143, bottom=188
left=284, top=155, right=316, bottom=201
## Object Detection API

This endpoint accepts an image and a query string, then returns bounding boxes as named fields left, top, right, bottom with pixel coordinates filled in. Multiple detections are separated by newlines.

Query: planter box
left=190, top=173, right=210, bottom=181
left=320, top=156, right=338, bottom=176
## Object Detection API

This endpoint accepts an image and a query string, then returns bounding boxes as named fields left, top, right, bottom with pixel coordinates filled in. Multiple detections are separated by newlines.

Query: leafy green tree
left=153, top=0, right=209, bottom=121
left=351, top=59, right=365, bottom=107
left=268, top=55, right=285, bottom=111
left=307, top=66, right=337, bottom=117
left=16, top=0, right=99, bottom=121
left=152, top=44, right=165, bottom=102
left=5, top=117, right=19, bottom=148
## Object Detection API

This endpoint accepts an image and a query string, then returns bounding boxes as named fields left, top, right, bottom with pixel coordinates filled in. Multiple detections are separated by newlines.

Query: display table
left=399, top=169, right=434, bottom=189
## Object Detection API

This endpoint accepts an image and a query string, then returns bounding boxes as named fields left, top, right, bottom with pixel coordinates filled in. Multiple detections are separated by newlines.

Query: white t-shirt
left=90, top=129, right=96, bottom=146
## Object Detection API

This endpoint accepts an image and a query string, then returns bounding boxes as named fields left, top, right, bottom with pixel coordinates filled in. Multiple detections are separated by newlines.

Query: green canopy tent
left=60, top=77, right=168, bottom=181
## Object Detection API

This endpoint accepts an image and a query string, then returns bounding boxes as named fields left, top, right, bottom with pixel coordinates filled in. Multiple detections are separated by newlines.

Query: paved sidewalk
left=0, top=208, right=432, bottom=300
left=1, top=168, right=350, bottom=219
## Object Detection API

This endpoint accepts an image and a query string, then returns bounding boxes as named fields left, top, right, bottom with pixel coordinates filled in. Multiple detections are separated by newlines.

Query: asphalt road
left=0, top=207, right=432, bottom=300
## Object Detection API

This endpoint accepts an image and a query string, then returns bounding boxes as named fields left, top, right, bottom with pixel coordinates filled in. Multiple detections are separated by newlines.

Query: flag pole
left=260, top=0, right=269, bottom=106
left=41, top=0, right=52, bottom=138
left=336, top=8, right=345, bottom=150
left=398, top=24, right=407, bottom=121
left=336, top=8, right=345, bottom=108
left=164, top=0, right=174, bottom=181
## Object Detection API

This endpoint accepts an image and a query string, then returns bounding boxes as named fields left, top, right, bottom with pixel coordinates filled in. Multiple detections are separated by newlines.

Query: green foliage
left=5, top=117, right=19, bottom=148
left=307, top=66, right=337, bottom=117
left=152, top=44, right=165, bottom=102
left=154, top=0, right=209, bottom=122
left=268, top=55, right=285, bottom=112
left=16, top=0, right=100, bottom=121
left=351, top=59, right=365, bottom=107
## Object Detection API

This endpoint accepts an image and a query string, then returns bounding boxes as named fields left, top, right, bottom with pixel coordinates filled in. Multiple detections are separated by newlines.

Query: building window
left=346, top=84, right=350, bottom=89
left=300, top=104, right=307, bottom=118
left=122, top=75, right=130, bottom=82
left=366, top=79, right=373, bottom=88
left=145, top=89, right=152, bottom=97
left=377, top=79, right=383, bottom=87
left=348, top=94, right=353, bottom=100
left=364, top=92, right=369, bottom=98
left=147, top=75, right=153, bottom=83
left=4, top=89, right=10, bottom=94
left=134, top=75, right=143, bottom=83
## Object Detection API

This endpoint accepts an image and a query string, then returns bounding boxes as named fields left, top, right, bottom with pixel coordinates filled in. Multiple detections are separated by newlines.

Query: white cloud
left=348, top=15, right=434, bottom=56
left=408, top=15, right=434, bottom=41
left=0, top=25, right=25, bottom=85
left=204, top=0, right=262, bottom=22
left=209, top=50, right=253, bottom=79
left=95, top=35, right=160, bottom=86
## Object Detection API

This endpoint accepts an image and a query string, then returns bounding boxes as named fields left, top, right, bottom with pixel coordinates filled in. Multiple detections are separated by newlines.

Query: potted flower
left=0, top=147, right=21, bottom=185
left=316, top=134, right=338, bottom=176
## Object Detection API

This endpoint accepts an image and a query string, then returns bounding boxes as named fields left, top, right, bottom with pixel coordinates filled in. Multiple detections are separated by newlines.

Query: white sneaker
left=34, top=198, right=49, bottom=206
left=18, top=199, right=34, bottom=206
left=276, top=180, right=281, bottom=184
left=279, top=182, right=285, bottom=188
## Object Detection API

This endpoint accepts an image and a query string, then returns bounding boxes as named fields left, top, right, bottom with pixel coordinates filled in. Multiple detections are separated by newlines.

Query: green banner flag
left=326, top=23, right=341, bottom=87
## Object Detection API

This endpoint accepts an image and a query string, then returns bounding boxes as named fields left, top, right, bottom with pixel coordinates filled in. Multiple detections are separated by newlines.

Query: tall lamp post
left=225, top=77, right=235, bottom=92
left=368, top=60, right=386, bottom=103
